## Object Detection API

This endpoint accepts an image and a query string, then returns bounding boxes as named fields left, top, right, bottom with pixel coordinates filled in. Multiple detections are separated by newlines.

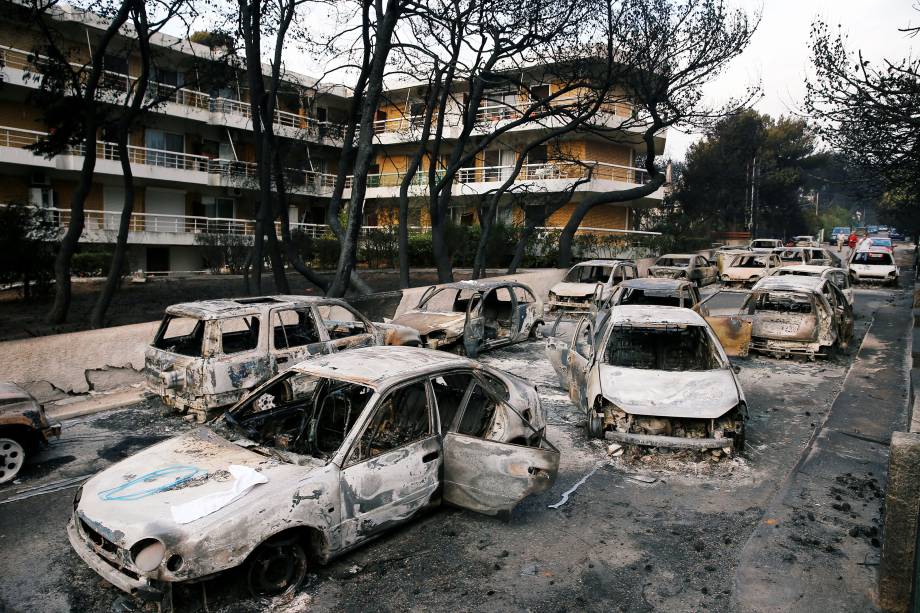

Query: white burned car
left=545, top=259, right=638, bottom=316
left=648, top=254, right=718, bottom=286
left=545, top=306, right=747, bottom=451
left=391, top=280, right=542, bottom=357
left=770, top=265, right=854, bottom=305
left=69, top=347, right=558, bottom=603
left=145, top=296, right=420, bottom=420
left=720, top=252, right=782, bottom=288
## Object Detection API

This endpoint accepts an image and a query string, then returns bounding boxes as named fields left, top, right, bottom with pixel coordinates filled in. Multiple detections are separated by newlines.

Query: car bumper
left=41, top=422, right=61, bottom=443
left=67, top=518, right=164, bottom=602
left=604, top=431, right=737, bottom=450
left=750, top=337, right=824, bottom=356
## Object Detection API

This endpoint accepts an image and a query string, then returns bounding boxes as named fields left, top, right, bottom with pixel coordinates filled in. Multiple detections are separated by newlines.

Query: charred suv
left=545, top=306, right=746, bottom=451
left=145, top=296, right=420, bottom=420
left=70, top=347, right=558, bottom=603
left=545, top=259, right=638, bottom=315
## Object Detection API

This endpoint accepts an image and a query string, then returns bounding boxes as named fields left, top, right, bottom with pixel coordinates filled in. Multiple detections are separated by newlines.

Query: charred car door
left=463, top=291, right=486, bottom=357
left=511, top=286, right=538, bottom=342
left=439, top=375, right=559, bottom=515
left=827, top=283, right=854, bottom=345
left=210, top=315, right=271, bottom=397
left=269, top=307, right=328, bottom=371
left=315, top=304, right=376, bottom=352
left=339, top=379, right=441, bottom=544
left=698, top=290, right=754, bottom=357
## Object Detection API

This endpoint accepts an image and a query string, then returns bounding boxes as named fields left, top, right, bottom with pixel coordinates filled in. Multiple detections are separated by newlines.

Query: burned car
left=391, top=281, right=542, bottom=357
left=772, top=246, right=812, bottom=267
left=145, top=296, right=420, bottom=420
left=69, top=346, right=558, bottom=602
left=720, top=252, right=782, bottom=288
left=602, top=278, right=705, bottom=313
left=708, top=276, right=853, bottom=358
left=748, top=238, right=784, bottom=253
left=849, top=249, right=899, bottom=286
left=545, top=259, right=638, bottom=316
left=545, top=306, right=746, bottom=451
left=648, top=254, right=718, bottom=286
left=770, top=265, right=853, bottom=305
left=0, top=382, right=61, bottom=484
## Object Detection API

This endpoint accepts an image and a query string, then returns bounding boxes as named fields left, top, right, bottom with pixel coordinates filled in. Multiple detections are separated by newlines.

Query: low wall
left=0, top=269, right=569, bottom=400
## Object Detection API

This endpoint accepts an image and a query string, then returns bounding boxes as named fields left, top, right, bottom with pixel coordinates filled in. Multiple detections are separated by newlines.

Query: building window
left=145, top=130, right=185, bottom=167
left=103, top=54, right=128, bottom=75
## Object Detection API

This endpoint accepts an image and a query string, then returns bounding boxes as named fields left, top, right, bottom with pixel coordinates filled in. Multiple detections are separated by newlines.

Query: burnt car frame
left=647, top=254, right=718, bottom=287
left=602, top=277, right=706, bottom=313
left=391, top=281, right=542, bottom=357
left=69, top=347, right=558, bottom=603
left=0, top=382, right=61, bottom=484
left=545, top=259, right=639, bottom=316
left=705, top=276, right=854, bottom=359
left=145, top=296, right=421, bottom=420
left=545, top=306, right=747, bottom=451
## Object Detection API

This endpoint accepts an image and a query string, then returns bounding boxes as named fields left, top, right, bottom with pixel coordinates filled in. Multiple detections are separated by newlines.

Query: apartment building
left=0, top=4, right=666, bottom=272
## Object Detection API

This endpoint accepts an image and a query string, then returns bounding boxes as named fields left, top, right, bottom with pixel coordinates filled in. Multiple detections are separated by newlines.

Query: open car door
left=698, top=290, right=754, bottom=357
left=463, top=291, right=485, bottom=357
left=442, top=378, right=559, bottom=516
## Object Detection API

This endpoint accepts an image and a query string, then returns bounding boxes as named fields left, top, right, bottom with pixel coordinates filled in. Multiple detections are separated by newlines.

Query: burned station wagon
left=545, top=306, right=746, bottom=451
left=69, top=346, right=558, bottom=603
left=647, top=254, right=718, bottom=286
left=146, top=296, right=420, bottom=420
left=390, top=280, right=542, bottom=357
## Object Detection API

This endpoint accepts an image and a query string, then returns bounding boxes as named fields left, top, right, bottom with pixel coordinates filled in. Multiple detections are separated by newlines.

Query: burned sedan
left=545, top=259, right=638, bottom=316
left=545, top=306, right=746, bottom=451
left=647, top=254, right=718, bottom=286
left=0, top=382, right=61, bottom=484
left=391, top=281, right=542, bottom=357
left=69, top=346, right=558, bottom=603
left=602, top=278, right=705, bottom=313
left=145, top=296, right=420, bottom=421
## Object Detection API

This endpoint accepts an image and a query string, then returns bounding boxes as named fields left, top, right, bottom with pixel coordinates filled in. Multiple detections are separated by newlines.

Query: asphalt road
left=0, top=283, right=907, bottom=613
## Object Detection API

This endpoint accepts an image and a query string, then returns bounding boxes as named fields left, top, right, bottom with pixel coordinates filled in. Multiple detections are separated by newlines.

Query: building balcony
left=0, top=125, right=337, bottom=196
left=0, top=45, right=346, bottom=145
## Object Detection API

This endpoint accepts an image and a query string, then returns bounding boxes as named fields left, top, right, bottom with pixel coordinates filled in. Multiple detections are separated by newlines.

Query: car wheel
left=245, top=535, right=309, bottom=598
left=0, top=438, right=26, bottom=485
left=529, top=321, right=544, bottom=339
left=586, top=411, right=604, bottom=439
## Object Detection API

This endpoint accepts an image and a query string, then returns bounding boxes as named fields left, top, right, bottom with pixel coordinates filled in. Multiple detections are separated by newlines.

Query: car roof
left=573, top=259, right=633, bottom=267
left=777, top=264, right=839, bottom=275
left=752, top=275, right=825, bottom=293
left=608, top=305, right=708, bottom=326
left=435, top=279, right=528, bottom=292
left=290, top=346, right=477, bottom=389
left=619, top=278, right=692, bottom=290
left=165, top=295, right=343, bottom=320
left=0, top=382, right=30, bottom=402
left=657, top=253, right=696, bottom=259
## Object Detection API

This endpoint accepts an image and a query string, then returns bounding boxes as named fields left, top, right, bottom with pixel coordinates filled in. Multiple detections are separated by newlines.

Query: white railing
left=344, top=160, right=651, bottom=189
left=209, top=97, right=346, bottom=140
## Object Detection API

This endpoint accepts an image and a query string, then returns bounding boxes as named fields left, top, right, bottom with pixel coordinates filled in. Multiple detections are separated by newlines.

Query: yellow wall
left=547, top=202, right=629, bottom=230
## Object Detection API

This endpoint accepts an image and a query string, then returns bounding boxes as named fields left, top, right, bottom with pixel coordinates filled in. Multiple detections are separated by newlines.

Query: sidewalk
left=734, top=284, right=914, bottom=612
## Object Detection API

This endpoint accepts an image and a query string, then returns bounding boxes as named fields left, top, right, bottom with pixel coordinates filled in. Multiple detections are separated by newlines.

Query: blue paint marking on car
left=98, top=466, right=204, bottom=501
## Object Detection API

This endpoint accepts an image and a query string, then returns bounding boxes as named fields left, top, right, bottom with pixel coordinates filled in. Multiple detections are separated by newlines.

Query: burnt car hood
left=76, top=428, right=312, bottom=546
left=599, top=365, right=738, bottom=419
left=391, top=311, right=466, bottom=336
left=549, top=282, right=597, bottom=299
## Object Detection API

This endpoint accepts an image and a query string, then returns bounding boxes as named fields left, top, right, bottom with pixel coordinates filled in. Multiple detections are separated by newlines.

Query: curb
left=45, top=388, right=150, bottom=421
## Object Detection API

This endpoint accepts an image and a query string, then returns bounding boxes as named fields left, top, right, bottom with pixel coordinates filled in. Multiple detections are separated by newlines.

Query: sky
left=663, top=0, right=920, bottom=160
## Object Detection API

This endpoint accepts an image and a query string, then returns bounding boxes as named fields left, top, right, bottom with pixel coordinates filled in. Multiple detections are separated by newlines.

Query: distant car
left=720, top=252, right=783, bottom=288
left=830, top=227, right=851, bottom=246
left=647, top=254, right=718, bottom=286
left=748, top=238, right=784, bottom=253
left=770, top=265, right=854, bottom=305
left=545, top=259, right=638, bottom=316
left=391, top=280, right=542, bottom=357
left=889, top=229, right=905, bottom=241
left=791, top=235, right=817, bottom=247
left=0, top=382, right=61, bottom=484
left=773, top=247, right=812, bottom=267
left=70, top=346, right=559, bottom=602
left=545, top=306, right=747, bottom=451
left=867, top=225, right=879, bottom=234
left=602, top=278, right=706, bottom=313
left=145, top=296, right=421, bottom=420
left=849, top=249, right=899, bottom=286
left=879, top=225, right=889, bottom=232
left=854, top=227, right=869, bottom=238
left=867, top=237, right=893, bottom=253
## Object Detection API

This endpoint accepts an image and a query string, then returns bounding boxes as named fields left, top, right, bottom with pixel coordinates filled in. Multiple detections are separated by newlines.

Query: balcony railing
left=345, top=160, right=650, bottom=189
left=209, top=97, right=346, bottom=140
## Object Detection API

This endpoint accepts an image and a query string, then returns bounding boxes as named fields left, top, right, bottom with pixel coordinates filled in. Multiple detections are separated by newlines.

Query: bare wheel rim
left=0, top=438, right=25, bottom=485
left=246, top=539, right=308, bottom=598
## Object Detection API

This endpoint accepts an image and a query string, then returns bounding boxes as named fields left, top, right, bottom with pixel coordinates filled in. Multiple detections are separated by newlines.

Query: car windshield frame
left=655, top=257, right=690, bottom=267
left=603, top=323, right=724, bottom=372
left=564, top=265, right=613, bottom=284
left=416, top=287, right=481, bottom=313
left=853, top=251, right=894, bottom=266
